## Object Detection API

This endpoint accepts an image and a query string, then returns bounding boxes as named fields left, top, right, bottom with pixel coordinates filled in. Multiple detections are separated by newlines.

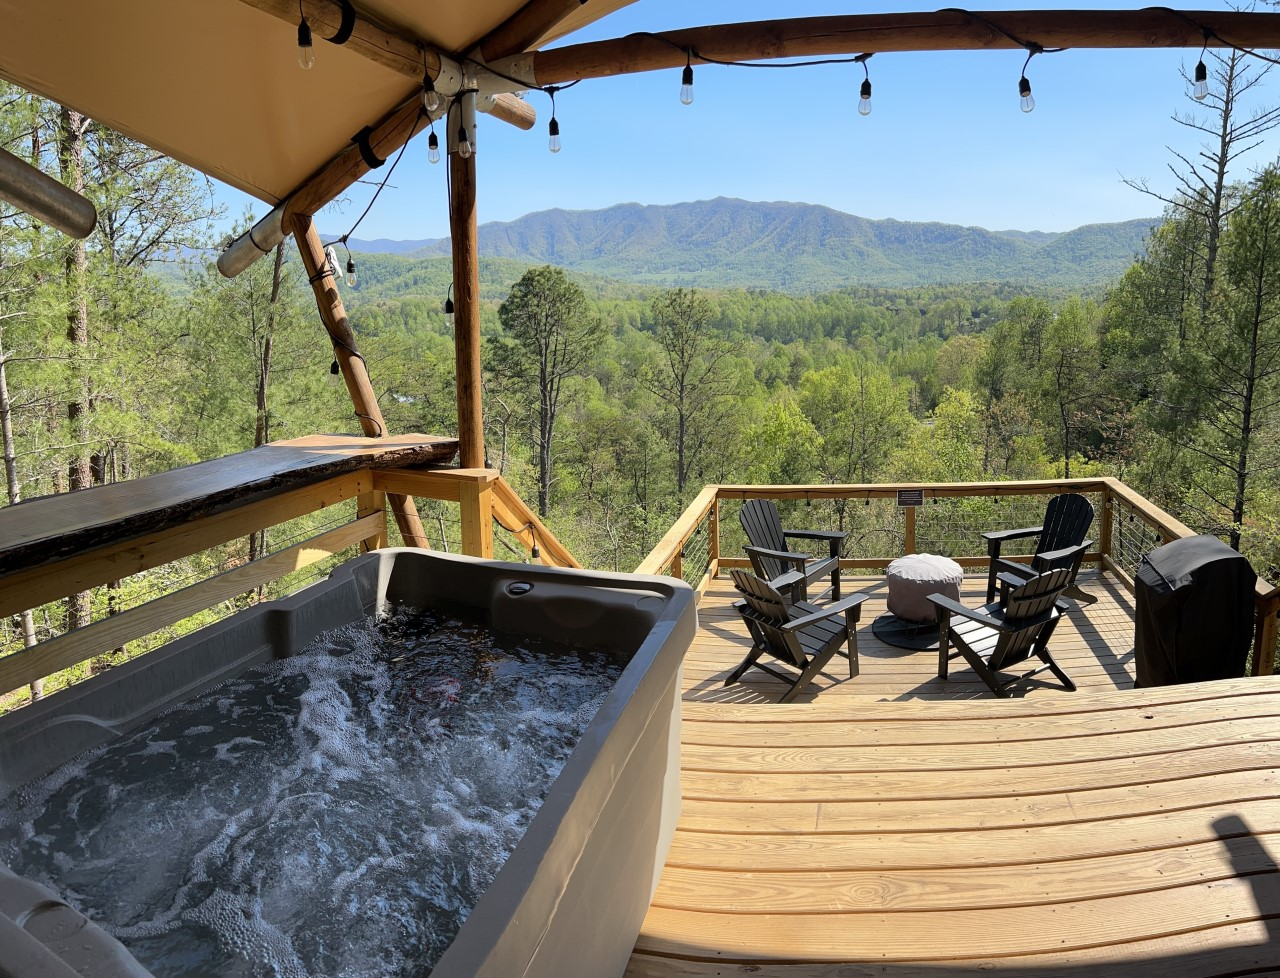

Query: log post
left=903, top=504, right=917, bottom=556
left=450, top=142, right=485, bottom=469
left=290, top=215, right=430, bottom=546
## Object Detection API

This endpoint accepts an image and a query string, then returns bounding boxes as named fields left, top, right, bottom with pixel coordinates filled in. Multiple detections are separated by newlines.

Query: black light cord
left=321, top=109, right=422, bottom=252
left=1146, top=7, right=1280, bottom=68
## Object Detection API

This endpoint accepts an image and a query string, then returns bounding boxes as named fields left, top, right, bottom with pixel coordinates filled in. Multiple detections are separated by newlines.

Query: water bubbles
left=0, top=607, right=624, bottom=978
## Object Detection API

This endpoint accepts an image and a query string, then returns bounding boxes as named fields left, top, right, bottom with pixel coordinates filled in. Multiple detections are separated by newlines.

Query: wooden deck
left=626, top=571, right=1280, bottom=976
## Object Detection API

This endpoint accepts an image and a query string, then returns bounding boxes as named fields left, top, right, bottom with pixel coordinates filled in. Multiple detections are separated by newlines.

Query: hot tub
left=0, top=548, right=695, bottom=978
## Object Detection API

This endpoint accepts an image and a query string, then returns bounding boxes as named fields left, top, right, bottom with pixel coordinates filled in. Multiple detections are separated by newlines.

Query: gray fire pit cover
left=886, top=553, right=964, bottom=623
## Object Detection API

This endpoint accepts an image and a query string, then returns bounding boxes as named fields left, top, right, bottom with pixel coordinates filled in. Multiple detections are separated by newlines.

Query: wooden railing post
left=904, top=504, right=917, bottom=555
left=1253, top=591, right=1279, bottom=677
left=356, top=490, right=388, bottom=552
left=458, top=479, right=494, bottom=558
left=709, top=494, right=720, bottom=577
left=1099, top=482, right=1114, bottom=567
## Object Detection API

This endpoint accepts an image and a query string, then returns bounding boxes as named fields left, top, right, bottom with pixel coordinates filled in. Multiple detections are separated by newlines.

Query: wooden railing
left=637, top=478, right=1279, bottom=676
left=0, top=441, right=576, bottom=703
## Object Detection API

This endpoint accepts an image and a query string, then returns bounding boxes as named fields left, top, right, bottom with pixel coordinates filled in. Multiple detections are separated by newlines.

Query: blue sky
left=216, top=0, right=1280, bottom=240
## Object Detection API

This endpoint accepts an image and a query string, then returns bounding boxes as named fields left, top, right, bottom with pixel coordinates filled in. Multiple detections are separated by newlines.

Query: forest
left=1, top=50, right=1278, bottom=709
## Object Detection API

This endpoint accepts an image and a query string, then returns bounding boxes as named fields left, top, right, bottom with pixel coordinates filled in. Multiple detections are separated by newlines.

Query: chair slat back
left=1038, top=493, right=1094, bottom=556
left=989, top=568, right=1070, bottom=667
left=729, top=568, right=806, bottom=667
left=740, top=499, right=789, bottom=579
left=1003, top=567, right=1071, bottom=620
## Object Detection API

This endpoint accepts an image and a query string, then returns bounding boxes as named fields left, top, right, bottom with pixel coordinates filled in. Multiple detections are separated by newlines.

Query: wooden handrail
left=644, top=480, right=1278, bottom=676
left=635, top=486, right=718, bottom=577
left=490, top=477, right=581, bottom=569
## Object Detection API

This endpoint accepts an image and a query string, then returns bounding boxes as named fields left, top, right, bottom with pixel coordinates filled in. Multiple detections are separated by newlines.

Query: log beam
left=291, top=215, right=431, bottom=546
left=477, top=0, right=597, bottom=62
left=450, top=147, right=485, bottom=469
left=234, top=0, right=533, bottom=223
left=504, top=9, right=1280, bottom=86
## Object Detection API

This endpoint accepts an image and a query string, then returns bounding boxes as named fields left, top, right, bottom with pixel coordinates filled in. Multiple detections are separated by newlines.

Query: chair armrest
left=783, top=529, right=847, bottom=542
left=997, top=568, right=1034, bottom=588
left=745, top=544, right=811, bottom=568
left=927, top=592, right=1004, bottom=630
left=1034, top=539, right=1092, bottom=569
left=781, top=593, right=868, bottom=631
left=769, top=569, right=807, bottom=593
left=983, top=525, right=1043, bottom=543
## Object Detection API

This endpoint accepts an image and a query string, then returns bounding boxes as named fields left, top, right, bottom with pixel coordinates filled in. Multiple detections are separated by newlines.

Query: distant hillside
left=332, top=199, right=1155, bottom=291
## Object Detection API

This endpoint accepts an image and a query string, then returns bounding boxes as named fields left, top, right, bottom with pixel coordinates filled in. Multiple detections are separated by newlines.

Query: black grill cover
left=1134, top=535, right=1256, bottom=688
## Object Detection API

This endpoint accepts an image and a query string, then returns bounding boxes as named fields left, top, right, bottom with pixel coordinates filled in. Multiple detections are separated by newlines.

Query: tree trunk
left=1200, top=53, right=1240, bottom=329
left=59, top=105, right=93, bottom=645
left=0, top=337, right=42, bottom=701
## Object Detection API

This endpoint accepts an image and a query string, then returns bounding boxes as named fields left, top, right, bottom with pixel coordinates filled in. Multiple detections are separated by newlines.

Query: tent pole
left=291, top=215, right=430, bottom=547
left=449, top=147, right=485, bottom=470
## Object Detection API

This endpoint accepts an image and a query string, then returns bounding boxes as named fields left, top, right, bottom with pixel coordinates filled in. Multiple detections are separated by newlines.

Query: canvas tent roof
left=0, top=0, right=633, bottom=205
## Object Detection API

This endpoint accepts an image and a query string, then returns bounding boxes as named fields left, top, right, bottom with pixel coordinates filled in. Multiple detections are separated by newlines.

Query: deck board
left=627, top=570, right=1280, bottom=976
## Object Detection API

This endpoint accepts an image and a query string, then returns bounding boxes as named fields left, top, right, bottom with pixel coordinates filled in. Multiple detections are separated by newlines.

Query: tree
left=1125, top=47, right=1280, bottom=330
left=1038, top=298, right=1102, bottom=478
left=492, top=266, right=603, bottom=517
left=642, top=288, right=736, bottom=505
left=1167, top=165, right=1280, bottom=549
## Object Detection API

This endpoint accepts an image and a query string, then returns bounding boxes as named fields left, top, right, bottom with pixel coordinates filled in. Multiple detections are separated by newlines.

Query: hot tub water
left=0, top=606, right=626, bottom=978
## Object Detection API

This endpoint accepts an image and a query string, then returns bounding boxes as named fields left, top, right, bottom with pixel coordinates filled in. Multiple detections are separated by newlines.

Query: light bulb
left=328, top=359, right=340, bottom=386
left=680, top=64, right=694, bottom=105
left=344, top=258, right=357, bottom=287
left=422, top=81, right=442, bottom=113
left=297, top=20, right=315, bottom=70
left=1018, top=76, right=1035, bottom=113
left=444, top=297, right=455, bottom=327
left=457, top=125, right=472, bottom=159
left=858, top=78, right=872, bottom=116
left=548, top=117, right=561, bottom=154
left=1193, top=60, right=1209, bottom=100
left=427, top=132, right=440, bottom=165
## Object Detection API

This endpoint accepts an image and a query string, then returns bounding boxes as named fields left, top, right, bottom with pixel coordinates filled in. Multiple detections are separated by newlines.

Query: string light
left=456, top=121, right=473, bottom=159
left=547, top=88, right=561, bottom=153
left=444, top=283, right=455, bottom=328
left=680, top=49, right=694, bottom=105
left=341, top=241, right=356, bottom=287
left=297, top=14, right=315, bottom=69
left=328, top=359, right=340, bottom=385
left=1018, top=45, right=1040, bottom=112
left=856, top=53, right=873, bottom=117
left=422, top=71, right=442, bottom=113
left=1193, top=31, right=1211, bottom=100
left=427, top=130, right=440, bottom=165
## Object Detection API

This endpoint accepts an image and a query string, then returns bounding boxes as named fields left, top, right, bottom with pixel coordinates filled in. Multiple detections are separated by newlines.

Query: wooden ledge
left=0, top=434, right=458, bottom=578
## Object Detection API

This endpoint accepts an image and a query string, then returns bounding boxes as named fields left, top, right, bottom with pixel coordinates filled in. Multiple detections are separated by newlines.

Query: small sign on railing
left=896, top=489, right=924, bottom=507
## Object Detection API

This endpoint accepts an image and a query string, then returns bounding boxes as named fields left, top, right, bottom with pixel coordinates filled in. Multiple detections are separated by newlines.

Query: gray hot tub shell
left=0, top=548, right=696, bottom=978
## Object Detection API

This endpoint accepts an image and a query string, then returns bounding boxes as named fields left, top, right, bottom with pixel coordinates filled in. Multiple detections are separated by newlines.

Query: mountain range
left=330, top=198, right=1157, bottom=292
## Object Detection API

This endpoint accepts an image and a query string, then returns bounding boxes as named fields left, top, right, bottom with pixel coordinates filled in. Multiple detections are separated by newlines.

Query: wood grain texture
left=0, top=514, right=382, bottom=695
left=627, top=571, right=1280, bottom=975
left=450, top=148, right=485, bottom=469
left=0, top=434, right=453, bottom=579
left=529, top=10, right=1280, bottom=85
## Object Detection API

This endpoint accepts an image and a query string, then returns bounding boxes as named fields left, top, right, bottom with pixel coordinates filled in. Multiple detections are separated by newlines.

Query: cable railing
left=638, top=478, right=1279, bottom=676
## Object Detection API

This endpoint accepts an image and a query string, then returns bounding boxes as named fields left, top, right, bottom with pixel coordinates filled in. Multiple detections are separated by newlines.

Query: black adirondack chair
left=928, top=567, right=1076, bottom=697
left=739, top=498, right=845, bottom=602
left=983, top=493, right=1095, bottom=604
left=726, top=568, right=868, bottom=702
